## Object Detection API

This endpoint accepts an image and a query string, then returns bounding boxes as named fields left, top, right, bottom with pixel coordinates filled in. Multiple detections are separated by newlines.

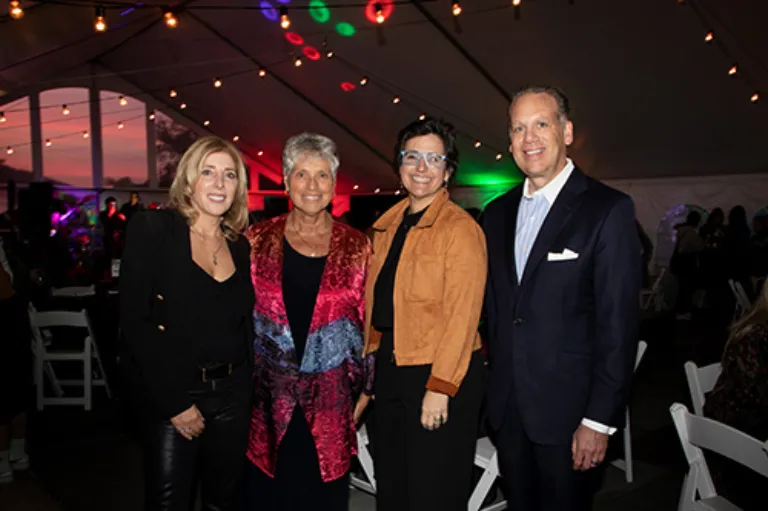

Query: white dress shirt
left=515, top=159, right=616, bottom=436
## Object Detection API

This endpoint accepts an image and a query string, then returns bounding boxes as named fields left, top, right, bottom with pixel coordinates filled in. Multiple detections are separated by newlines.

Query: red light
left=302, top=46, right=321, bottom=61
left=340, top=82, right=357, bottom=92
left=365, top=0, right=394, bottom=24
left=285, top=32, right=304, bottom=46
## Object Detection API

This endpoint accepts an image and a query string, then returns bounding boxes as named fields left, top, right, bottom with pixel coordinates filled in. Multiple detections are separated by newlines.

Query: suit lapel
left=520, top=170, right=588, bottom=286
left=504, top=186, right=524, bottom=289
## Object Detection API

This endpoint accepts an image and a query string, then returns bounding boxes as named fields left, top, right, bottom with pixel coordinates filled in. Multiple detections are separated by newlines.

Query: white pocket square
left=547, top=248, right=579, bottom=261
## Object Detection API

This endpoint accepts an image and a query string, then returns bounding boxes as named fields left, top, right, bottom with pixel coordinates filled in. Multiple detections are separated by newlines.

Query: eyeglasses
left=400, top=150, right=447, bottom=169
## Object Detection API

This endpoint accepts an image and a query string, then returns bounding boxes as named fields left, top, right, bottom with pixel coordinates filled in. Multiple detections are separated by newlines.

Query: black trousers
left=143, top=365, right=251, bottom=511
left=372, top=331, right=484, bottom=511
left=494, top=398, right=602, bottom=511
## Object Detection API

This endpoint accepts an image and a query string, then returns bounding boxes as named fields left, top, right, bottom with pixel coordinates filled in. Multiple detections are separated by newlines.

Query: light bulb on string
left=728, top=65, right=737, bottom=76
left=6, top=147, right=13, bottom=155
left=169, top=89, right=177, bottom=98
left=117, top=121, right=124, bottom=129
left=203, top=120, right=210, bottom=126
left=704, top=31, right=714, bottom=43
left=496, top=153, right=503, bottom=160
left=148, top=113, right=156, bottom=121
left=751, top=92, right=760, bottom=103
left=213, top=78, right=222, bottom=88
left=280, top=7, right=290, bottom=29
left=180, top=102, right=187, bottom=109
left=259, top=68, right=267, bottom=78
left=294, top=56, right=303, bottom=67
left=353, top=185, right=359, bottom=190
left=0, top=112, right=5, bottom=123
left=360, top=77, right=368, bottom=86
left=474, top=141, right=481, bottom=148
left=45, top=139, right=52, bottom=147
left=257, top=150, right=264, bottom=156
left=62, top=104, right=70, bottom=116
left=326, top=50, right=334, bottom=58
left=233, top=135, right=240, bottom=142
left=119, top=95, right=127, bottom=106
left=452, top=2, right=462, bottom=16
left=374, top=188, right=381, bottom=194
left=392, top=96, right=401, bottom=104
left=394, top=189, right=401, bottom=195
left=94, top=6, right=107, bottom=32
left=82, top=131, right=90, bottom=139
left=512, top=0, right=521, bottom=6
left=419, top=113, right=426, bottom=121
left=9, top=1, right=23, bottom=19
left=164, top=11, right=178, bottom=28
left=374, top=3, right=385, bottom=24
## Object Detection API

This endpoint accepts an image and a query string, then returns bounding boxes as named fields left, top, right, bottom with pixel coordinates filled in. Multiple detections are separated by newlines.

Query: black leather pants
left=143, top=365, right=251, bottom=511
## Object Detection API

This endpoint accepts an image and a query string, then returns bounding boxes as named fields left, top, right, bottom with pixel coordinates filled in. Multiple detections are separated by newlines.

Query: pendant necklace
left=192, top=227, right=224, bottom=266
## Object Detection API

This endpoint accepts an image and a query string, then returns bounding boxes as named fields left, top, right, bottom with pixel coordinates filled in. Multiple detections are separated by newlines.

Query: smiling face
left=286, top=153, right=334, bottom=216
left=508, top=92, right=573, bottom=188
left=399, top=134, right=450, bottom=211
left=189, top=151, right=238, bottom=221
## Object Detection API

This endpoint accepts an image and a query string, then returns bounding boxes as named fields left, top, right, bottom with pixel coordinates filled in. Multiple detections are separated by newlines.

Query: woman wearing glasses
left=355, top=118, right=487, bottom=510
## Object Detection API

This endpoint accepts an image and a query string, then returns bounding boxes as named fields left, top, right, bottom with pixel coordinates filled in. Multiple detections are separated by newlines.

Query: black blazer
left=482, top=169, right=641, bottom=445
left=119, top=209, right=255, bottom=420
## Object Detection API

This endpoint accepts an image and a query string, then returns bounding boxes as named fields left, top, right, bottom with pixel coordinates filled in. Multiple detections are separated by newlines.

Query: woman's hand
left=170, top=405, right=205, bottom=440
left=354, top=394, right=373, bottom=424
left=421, top=390, right=449, bottom=430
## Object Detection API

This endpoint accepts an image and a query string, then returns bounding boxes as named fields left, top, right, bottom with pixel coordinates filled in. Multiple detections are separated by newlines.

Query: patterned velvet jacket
left=245, top=214, right=371, bottom=482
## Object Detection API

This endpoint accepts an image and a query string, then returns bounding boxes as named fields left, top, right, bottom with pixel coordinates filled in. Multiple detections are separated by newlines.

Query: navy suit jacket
left=482, top=168, right=641, bottom=445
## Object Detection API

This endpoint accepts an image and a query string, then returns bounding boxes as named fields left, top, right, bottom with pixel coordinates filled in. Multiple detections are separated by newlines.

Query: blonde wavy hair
left=168, top=136, right=249, bottom=240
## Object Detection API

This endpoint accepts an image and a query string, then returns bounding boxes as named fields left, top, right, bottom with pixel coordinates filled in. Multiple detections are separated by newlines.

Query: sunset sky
left=1, top=88, right=149, bottom=187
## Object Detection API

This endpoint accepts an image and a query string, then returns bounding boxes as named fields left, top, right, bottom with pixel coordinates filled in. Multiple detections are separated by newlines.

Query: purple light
left=260, top=1, right=278, bottom=21
left=276, top=0, right=291, bottom=4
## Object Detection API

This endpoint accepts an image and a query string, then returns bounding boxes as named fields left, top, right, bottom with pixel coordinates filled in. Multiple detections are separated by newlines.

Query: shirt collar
left=522, top=158, right=575, bottom=204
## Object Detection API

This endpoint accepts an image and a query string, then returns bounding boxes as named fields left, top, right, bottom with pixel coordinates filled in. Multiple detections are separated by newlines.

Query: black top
left=372, top=208, right=427, bottom=330
left=190, top=263, right=249, bottom=365
left=282, top=238, right=326, bottom=363
left=119, top=209, right=255, bottom=419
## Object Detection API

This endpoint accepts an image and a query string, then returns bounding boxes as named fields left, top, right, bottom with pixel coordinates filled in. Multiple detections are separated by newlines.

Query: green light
left=309, top=0, right=331, bottom=23
left=336, top=22, right=356, bottom=37
left=456, top=167, right=523, bottom=188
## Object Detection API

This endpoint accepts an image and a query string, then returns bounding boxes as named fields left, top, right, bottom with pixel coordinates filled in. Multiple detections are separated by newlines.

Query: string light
left=9, top=1, right=23, bottom=19
left=82, top=131, right=90, bottom=138
left=751, top=92, right=760, bottom=103
left=326, top=50, right=334, bottom=58
left=62, top=104, right=70, bottom=116
left=0, top=112, right=5, bottom=123
left=495, top=153, right=503, bottom=160
left=233, top=135, right=240, bottom=142
left=374, top=188, right=381, bottom=194
left=164, top=11, right=178, bottom=28
left=474, top=141, right=481, bottom=148
left=45, top=139, right=52, bottom=147
left=94, top=6, right=107, bottom=32
left=119, top=95, right=128, bottom=106
left=213, top=78, right=222, bottom=88
left=392, top=96, right=400, bottom=104
left=169, top=89, right=178, bottom=98
left=180, top=102, right=187, bottom=109
left=374, top=3, right=385, bottom=24
left=728, top=65, right=737, bottom=76
left=148, top=113, right=156, bottom=121
left=294, top=56, right=303, bottom=67
left=203, top=120, right=210, bottom=126
left=704, top=31, right=714, bottom=43
left=394, top=189, right=401, bottom=195
left=117, top=121, right=124, bottom=129
left=512, top=0, right=521, bottom=6
left=259, top=68, right=267, bottom=78
left=418, top=113, right=426, bottom=121
left=280, top=7, right=290, bottom=29
left=257, top=150, right=264, bottom=156
left=353, top=185, right=359, bottom=190
left=360, top=77, right=368, bottom=86
left=6, top=147, right=13, bottom=155
left=452, top=2, right=462, bottom=16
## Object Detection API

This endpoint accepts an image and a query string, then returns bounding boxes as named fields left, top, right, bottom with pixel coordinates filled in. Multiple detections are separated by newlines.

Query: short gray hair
left=510, top=84, right=570, bottom=124
left=282, top=133, right=340, bottom=182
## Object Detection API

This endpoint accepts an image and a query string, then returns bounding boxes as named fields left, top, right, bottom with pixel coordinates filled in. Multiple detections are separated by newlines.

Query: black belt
left=198, top=360, right=245, bottom=383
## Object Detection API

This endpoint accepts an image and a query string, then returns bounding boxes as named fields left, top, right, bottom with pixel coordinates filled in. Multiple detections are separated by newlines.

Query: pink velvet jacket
left=245, top=215, right=372, bottom=482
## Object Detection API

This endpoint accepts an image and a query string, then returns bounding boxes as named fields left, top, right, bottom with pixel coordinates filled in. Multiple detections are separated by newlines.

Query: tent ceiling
left=2, top=0, right=767, bottom=193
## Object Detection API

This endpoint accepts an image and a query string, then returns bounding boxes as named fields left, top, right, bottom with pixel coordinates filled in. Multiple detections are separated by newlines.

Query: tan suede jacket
left=363, top=188, right=487, bottom=397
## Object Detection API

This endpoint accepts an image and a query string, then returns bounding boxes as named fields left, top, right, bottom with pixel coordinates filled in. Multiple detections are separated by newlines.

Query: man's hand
left=170, top=405, right=205, bottom=441
left=421, top=390, right=449, bottom=431
left=571, top=424, right=608, bottom=471
left=354, top=394, right=372, bottom=424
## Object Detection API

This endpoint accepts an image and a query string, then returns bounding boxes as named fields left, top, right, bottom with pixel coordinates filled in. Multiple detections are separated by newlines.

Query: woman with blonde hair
left=704, top=282, right=768, bottom=510
left=120, top=136, right=255, bottom=510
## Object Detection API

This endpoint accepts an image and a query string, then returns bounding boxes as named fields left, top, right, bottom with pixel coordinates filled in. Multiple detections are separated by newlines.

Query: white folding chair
left=641, top=268, right=667, bottom=311
left=611, top=340, right=648, bottom=483
left=350, top=424, right=376, bottom=494
left=469, top=436, right=507, bottom=511
left=684, top=362, right=722, bottom=416
left=51, top=285, right=96, bottom=298
left=670, top=403, right=768, bottom=511
left=29, top=308, right=112, bottom=411
left=728, top=279, right=752, bottom=319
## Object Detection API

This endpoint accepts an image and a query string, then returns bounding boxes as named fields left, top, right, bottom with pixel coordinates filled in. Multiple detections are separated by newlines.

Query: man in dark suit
left=483, top=85, right=641, bottom=511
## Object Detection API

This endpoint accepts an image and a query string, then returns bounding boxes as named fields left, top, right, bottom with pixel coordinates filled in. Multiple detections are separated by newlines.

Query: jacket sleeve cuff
left=581, top=418, right=617, bottom=435
left=426, top=375, right=458, bottom=397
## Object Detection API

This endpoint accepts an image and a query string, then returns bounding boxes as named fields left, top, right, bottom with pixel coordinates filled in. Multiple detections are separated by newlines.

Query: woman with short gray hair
left=244, top=133, right=372, bottom=510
